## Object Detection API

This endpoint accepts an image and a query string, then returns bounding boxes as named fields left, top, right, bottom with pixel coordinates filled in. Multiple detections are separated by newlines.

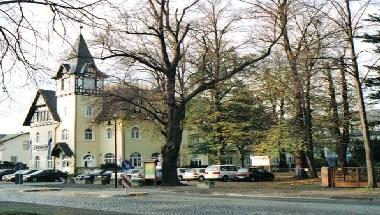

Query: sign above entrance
left=33, top=144, right=48, bottom=151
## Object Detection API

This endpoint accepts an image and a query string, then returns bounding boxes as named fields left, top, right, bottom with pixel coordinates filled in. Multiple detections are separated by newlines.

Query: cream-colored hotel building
left=18, top=34, right=207, bottom=174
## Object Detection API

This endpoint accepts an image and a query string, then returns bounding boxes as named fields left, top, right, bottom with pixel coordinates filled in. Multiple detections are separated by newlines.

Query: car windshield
left=206, top=166, right=218, bottom=171
left=237, top=168, right=249, bottom=173
left=13, top=170, right=25, bottom=174
left=90, top=169, right=103, bottom=174
left=30, top=170, right=44, bottom=175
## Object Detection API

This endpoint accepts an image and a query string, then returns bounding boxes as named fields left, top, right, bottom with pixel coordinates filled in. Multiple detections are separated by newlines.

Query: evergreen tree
left=363, top=14, right=380, bottom=101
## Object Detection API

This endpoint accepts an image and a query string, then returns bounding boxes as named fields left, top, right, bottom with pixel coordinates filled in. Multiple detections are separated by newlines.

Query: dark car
left=235, top=167, right=274, bottom=182
left=75, top=169, right=109, bottom=183
left=24, top=170, right=68, bottom=182
left=0, top=169, right=16, bottom=181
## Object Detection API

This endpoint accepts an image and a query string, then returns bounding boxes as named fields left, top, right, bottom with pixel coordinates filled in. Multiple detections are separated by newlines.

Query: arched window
left=85, top=128, right=94, bottom=140
left=35, top=132, right=40, bottom=143
left=104, top=153, right=115, bottom=164
left=85, top=106, right=92, bottom=117
left=83, top=154, right=95, bottom=167
left=35, top=156, right=40, bottom=169
left=106, top=128, right=112, bottom=140
left=130, top=152, right=142, bottom=167
left=131, top=127, right=139, bottom=139
left=61, top=129, right=69, bottom=140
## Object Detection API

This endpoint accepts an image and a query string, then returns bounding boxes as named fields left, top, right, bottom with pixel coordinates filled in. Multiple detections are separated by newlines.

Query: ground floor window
left=223, top=157, right=233, bottom=165
left=35, top=156, right=40, bottom=169
left=47, top=160, right=53, bottom=169
left=190, top=159, right=202, bottom=167
left=83, top=154, right=95, bottom=167
left=104, top=153, right=115, bottom=164
left=10, top=156, right=17, bottom=163
left=62, top=155, right=70, bottom=168
left=130, top=152, right=141, bottom=167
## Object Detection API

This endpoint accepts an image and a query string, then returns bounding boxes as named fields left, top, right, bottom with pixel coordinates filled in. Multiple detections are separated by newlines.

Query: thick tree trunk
left=304, top=70, right=317, bottom=178
left=211, top=88, right=225, bottom=164
left=326, top=67, right=345, bottom=167
left=345, top=0, right=377, bottom=188
left=162, top=73, right=185, bottom=186
left=339, top=56, right=349, bottom=163
left=279, top=0, right=307, bottom=172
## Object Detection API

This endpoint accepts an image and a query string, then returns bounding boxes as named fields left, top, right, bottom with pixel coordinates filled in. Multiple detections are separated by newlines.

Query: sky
left=0, top=0, right=379, bottom=134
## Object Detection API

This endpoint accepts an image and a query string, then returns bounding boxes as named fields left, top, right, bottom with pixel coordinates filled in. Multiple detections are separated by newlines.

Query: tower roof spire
left=66, top=30, right=95, bottom=73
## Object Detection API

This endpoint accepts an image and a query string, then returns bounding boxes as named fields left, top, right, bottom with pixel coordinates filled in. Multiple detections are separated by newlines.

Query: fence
left=323, top=167, right=380, bottom=187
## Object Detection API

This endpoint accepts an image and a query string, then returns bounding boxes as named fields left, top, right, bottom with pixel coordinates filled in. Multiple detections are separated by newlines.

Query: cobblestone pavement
left=0, top=182, right=380, bottom=215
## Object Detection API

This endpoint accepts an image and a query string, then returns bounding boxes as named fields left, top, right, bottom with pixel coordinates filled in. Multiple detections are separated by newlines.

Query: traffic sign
left=122, top=160, right=132, bottom=171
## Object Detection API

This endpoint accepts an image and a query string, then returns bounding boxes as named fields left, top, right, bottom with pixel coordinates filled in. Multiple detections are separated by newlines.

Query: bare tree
left=0, top=0, right=106, bottom=101
left=98, top=0, right=282, bottom=185
left=322, top=0, right=376, bottom=188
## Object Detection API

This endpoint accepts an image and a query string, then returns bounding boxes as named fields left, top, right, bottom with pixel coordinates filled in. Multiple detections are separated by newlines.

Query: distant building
left=0, top=133, right=30, bottom=164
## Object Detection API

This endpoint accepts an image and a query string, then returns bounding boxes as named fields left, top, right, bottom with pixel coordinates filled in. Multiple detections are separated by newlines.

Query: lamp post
left=113, top=113, right=118, bottom=188
left=108, top=114, right=118, bottom=188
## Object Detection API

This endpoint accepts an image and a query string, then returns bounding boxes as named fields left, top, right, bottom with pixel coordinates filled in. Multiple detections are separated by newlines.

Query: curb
left=210, top=192, right=379, bottom=202
left=21, top=188, right=62, bottom=192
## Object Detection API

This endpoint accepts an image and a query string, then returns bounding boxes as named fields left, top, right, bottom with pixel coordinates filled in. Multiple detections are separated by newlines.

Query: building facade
left=21, top=34, right=197, bottom=174
left=0, top=133, right=30, bottom=165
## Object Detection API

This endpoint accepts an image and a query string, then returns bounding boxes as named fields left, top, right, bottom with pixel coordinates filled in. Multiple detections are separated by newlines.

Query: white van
left=204, top=165, right=238, bottom=181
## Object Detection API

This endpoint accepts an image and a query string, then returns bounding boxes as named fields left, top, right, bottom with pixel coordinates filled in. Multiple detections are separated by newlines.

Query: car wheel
left=59, top=177, right=65, bottom=182
left=250, top=176, right=256, bottom=182
left=269, top=175, right=274, bottom=181
left=32, top=177, right=38, bottom=182
left=222, top=175, right=228, bottom=182
left=178, top=176, right=183, bottom=181
left=198, top=176, right=205, bottom=181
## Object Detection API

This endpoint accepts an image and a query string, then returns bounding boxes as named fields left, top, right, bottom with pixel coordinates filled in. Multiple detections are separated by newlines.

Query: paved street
left=0, top=182, right=379, bottom=215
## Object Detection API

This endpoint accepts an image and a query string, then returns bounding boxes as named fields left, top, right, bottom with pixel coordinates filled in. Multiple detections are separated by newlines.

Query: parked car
left=126, top=168, right=144, bottom=179
left=3, top=169, right=38, bottom=182
left=204, top=165, right=238, bottom=181
left=24, top=169, right=68, bottom=182
left=183, top=168, right=206, bottom=181
left=0, top=169, right=16, bottom=181
left=75, top=169, right=108, bottom=182
left=235, top=167, right=275, bottom=182
left=177, top=168, right=187, bottom=181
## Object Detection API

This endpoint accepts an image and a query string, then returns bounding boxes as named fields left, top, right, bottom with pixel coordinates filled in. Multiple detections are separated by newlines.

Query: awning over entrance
left=51, top=142, right=74, bottom=157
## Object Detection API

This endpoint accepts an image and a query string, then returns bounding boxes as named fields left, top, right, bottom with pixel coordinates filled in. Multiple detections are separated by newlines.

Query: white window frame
left=105, top=128, right=112, bottom=140
left=131, top=127, right=140, bottom=139
left=130, top=152, right=142, bottom=167
left=104, top=153, right=115, bottom=164
left=62, top=155, right=70, bottom=168
left=83, top=154, right=95, bottom=167
left=85, top=128, right=94, bottom=141
left=36, top=132, right=40, bottom=143
left=85, top=106, right=93, bottom=117
left=35, top=156, right=40, bottom=169
left=224, top=157, right=233, bottom=165
left=61, top=129, right=69, bottom=141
